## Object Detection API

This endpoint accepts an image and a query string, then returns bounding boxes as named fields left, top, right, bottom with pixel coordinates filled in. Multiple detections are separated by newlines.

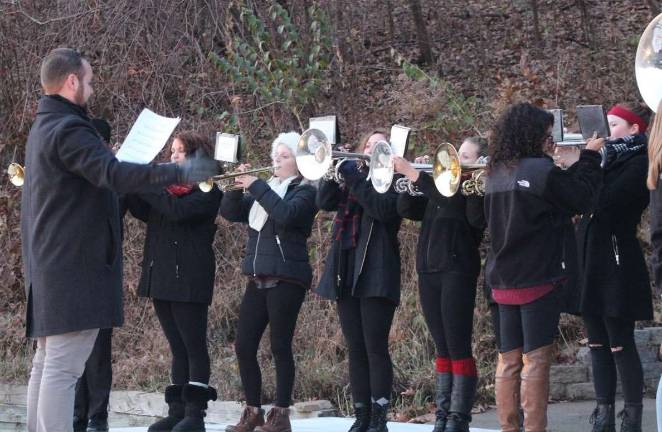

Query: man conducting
left=21, top=47, right=217, bottom=432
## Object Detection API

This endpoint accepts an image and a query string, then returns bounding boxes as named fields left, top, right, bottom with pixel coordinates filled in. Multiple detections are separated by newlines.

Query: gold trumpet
left=199, top=166, right=277, bottom=192
left=7, top=163, right=25, bottom=187
left=393, top=144, right=486, bottom=197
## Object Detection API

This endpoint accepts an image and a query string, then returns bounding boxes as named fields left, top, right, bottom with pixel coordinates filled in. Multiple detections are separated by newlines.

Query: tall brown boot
left=495, top=348, right=523, bottom=432
left=226, top=406, right=265, bottom=432
left=254, top=406, right=291, bottom=432
left=521, top=345, right=553, bottom=432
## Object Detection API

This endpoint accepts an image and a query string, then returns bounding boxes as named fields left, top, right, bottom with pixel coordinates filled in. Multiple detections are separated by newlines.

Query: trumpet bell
left=296, top=128, right=331, bottom=181
left=432, top=143, right=462, bottom=197
left=635, top=12, right=662, bottom=112
left=199, top=179, right=214, bottom=193
left=8, top=163, right=24, bottom=187
left=369, top=140, right=394, bottom=194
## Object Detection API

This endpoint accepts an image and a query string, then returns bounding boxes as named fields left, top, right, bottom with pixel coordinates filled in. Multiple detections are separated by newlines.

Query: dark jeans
left=419, top=272, right=477, bottom=359
left=74, top=328, right=113, bottom=422
left=153, top=299, right=210, bottom=385
left=234, top=280, right=306, bottom=408
left=499, top=289, right=562, bottom=353
left=583, top=314, right=643, bottom=405
left=337, top=292, right=397, bottom=404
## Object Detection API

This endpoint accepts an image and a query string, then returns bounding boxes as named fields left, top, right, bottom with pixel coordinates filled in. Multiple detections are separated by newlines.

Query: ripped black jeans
left=583, top=315, right=643, bottom=405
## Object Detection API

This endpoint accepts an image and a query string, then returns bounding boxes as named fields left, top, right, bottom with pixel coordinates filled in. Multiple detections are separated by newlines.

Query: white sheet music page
left=115, top=109, right=181, bottom=164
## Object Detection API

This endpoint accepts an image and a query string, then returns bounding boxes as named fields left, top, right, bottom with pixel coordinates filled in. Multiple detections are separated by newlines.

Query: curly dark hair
left=488, top=103, right=554, bottom=169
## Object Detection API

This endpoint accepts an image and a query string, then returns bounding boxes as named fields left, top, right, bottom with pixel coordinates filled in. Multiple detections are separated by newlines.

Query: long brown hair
left=354, top=128, right=389, bottom=152
left=174, top=131, right=214, bottom=158
left=647, top=101, right=662, bottom=190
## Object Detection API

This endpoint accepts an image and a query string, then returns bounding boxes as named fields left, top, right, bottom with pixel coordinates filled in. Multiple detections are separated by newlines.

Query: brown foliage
left=0, top=0, right=660, bottom=417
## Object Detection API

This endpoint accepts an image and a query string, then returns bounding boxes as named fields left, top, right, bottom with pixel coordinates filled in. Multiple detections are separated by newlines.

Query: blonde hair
left=648, top=100, right=662, bottom=190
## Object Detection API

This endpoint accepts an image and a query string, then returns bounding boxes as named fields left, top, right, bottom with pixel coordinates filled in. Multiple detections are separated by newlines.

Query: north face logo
left=517, top=179, right=530, bottom=188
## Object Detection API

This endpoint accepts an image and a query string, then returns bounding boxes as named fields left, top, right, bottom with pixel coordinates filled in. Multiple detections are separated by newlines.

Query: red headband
left=607, top=105, right=648, bottom=133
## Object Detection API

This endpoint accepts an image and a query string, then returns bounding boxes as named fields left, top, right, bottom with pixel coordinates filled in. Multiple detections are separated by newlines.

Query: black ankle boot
left=172, top=384, right=217, bottom=432
left=433, top=372, right=452, bottom=432
left=445, top=374, right=476, bottom=432
left=589, top=403, right=615, bottom=432
left=348, top=403, right=371, bottom=432
left=365, top=402, right=388, bottom=432
left=148, top=385, right=185, bottom=431
left=618, top=403, right=642, bottom=432
left=87, top=416, right=109, bottom=432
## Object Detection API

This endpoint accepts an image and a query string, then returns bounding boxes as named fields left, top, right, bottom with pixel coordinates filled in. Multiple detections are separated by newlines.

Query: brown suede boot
left=521, top=345, right=553, bottom=432
left=226, top=406, right=265, bottom=432
left=495, top=348, right=523, bottom=432
left=254, top=407, right=291, bottom=432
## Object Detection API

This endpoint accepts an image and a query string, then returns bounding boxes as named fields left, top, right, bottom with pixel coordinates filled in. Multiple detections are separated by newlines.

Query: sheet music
left=390, top=125, right=410, bottom=157
left=309, top=116, right=337, bottom=145
left=115, top=109, right=181, bottom=164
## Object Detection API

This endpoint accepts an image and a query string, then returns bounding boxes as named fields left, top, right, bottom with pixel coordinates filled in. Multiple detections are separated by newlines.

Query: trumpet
left=199, top=166, right=277, bottom=192
left=393, top=144, right=487, bottom=197
left=7, top=163, right=25, bottom=187
left=295, top=128, right=395, bottom=193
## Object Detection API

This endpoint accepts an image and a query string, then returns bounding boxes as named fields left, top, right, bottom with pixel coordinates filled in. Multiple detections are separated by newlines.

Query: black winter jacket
left=126, top=187, right=222, bottom=304
left=485, top=150, right=602, bottom=294
left=315, top=176, right=402, bottom=304
left=219, top=177, right=317, bottom=288
left=397, top=171, right=485, bottom=275
left=21, top=95, right=179, bottom=337
left=578, top=149, right=652, bottom=320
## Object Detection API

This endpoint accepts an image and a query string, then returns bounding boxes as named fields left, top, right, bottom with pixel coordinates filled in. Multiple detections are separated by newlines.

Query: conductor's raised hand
left=178, top=149, right=220, bottom=184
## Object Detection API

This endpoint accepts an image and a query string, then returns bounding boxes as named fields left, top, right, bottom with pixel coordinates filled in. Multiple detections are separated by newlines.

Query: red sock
left=451, top=357, right=478, bottom=377
left=435, top=356, right=452, bottom=373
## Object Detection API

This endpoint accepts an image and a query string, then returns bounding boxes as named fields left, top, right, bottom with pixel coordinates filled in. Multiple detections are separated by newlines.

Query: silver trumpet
left=295, top=128, right=395, bottom=193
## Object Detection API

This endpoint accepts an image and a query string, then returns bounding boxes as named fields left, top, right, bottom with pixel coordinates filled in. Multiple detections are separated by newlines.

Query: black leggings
left=499, top=289, right=561, bottom=354
left=153, top=299, right=210, bottom=385
left=419, top=272, right=476, bottom=360
left=74, top=328, right=112, bottom=421
left=234, top=280, right=306, bottom=408
left=583, top=315, right=643, bottom=405
left=337, top=293, right=397, bottom=404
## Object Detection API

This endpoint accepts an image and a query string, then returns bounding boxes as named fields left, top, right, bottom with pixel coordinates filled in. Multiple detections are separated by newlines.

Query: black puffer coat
left=126, top=187, right=222, bottom=304
left=219, top=177, right=317, bottom=288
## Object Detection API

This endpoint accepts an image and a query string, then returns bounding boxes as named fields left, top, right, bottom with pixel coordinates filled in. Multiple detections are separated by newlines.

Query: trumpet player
left=314, top=129, right=402, bottom=432
left=220, top=132, right=317, bottom=432
left=392, top=137, right=487, bottom=432
left=125, top=131, right=222, bottom=432
left=574, top=102, right=651, bottom=432
left=486, top=103, right=604, bottom=432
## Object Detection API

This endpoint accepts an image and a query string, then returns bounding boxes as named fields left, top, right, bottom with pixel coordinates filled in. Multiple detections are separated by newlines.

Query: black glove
left=177, top=150, right=220, bottom=183
left=338, top=160, right=366, bottom=186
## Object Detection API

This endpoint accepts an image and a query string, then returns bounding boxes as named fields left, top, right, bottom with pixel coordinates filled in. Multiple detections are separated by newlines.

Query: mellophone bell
left=294, top=115, right=487, bottom=196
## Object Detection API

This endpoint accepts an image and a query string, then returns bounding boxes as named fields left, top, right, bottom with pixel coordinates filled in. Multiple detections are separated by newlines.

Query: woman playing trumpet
left=125, top=131, right=222, bottom=432
left=315, top=129, right=402, bottom=432
left=392, top=137, right=487, bottom=432
left=220, top=132, right=317, bottom=432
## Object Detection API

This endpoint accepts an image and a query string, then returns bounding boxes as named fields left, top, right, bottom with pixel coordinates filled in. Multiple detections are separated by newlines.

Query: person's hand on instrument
left=337, top=160, right=364, bottom=185
left=393, top=156, right=420, bottom=182
left=235, top=174, right=258, bottom=189
left=585, top=132, right=605, bottom=152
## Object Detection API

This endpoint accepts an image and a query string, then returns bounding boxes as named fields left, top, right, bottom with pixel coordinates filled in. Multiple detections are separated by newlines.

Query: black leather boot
left=444, top=374, right=476, bottom=432
left=618, top=403, right=642, bottom=432
left=365, top=401, right=388, bottom=432
left=433, top=372, right=452, bottom=432
left=171, top=384, right=217, bottom=432
left=148, top=385, right=185, bottom=432
left=589, top=403, right=615, bottom=432
left=87, top=416, right=109, bottom=432
left=347, top=403, right=371, bottom=432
